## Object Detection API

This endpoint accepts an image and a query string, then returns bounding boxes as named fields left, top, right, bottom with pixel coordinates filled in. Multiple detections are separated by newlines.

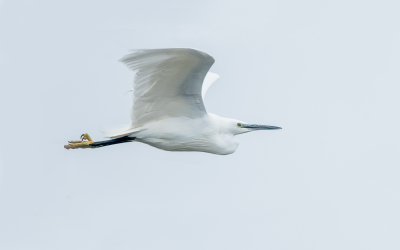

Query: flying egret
left=64, top=48, right=281, bottom=155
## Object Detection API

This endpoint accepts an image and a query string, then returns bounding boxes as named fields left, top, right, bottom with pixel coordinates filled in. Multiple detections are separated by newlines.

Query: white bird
left=65, top=48, right=281, bottom=155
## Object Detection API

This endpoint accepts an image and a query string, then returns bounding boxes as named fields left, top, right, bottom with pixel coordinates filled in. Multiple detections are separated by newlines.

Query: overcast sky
left=1, top=0, right=399, bottom=249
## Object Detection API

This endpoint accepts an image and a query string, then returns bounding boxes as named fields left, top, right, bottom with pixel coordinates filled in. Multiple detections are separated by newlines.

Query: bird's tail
left=102, top=124, right=143, bottom=139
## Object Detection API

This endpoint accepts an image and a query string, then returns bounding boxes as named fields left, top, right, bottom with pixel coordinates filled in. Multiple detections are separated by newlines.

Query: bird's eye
left=237, top=123, right=242, bottom=127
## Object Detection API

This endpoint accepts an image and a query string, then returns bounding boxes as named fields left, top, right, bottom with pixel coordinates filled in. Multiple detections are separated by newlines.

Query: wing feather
left=202, top=72, right=219, bottom=99
left=119, top=48, right=215, bottom=129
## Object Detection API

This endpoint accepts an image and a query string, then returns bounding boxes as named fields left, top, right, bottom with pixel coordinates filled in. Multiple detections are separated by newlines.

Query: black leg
left=90, top=136, right=136, bottom=148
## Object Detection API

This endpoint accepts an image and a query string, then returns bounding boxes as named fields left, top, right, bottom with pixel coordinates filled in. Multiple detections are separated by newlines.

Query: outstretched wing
left=202, top=72, right=219, bottom=99
left=120, top=48, right=215, bottom=128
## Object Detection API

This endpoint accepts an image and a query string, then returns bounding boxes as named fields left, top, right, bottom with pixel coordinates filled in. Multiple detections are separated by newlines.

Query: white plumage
left=65, top=48, right=281, bottom=154
left=121, top=49, right=213, bottom=128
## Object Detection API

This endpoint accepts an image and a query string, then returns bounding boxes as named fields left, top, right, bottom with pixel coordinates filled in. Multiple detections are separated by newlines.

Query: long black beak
left=241, top=124, right=282, bottom=130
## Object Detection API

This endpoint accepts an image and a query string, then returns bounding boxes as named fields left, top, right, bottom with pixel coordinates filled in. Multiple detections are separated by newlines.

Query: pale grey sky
left=1, top=0, right=399, bottom=249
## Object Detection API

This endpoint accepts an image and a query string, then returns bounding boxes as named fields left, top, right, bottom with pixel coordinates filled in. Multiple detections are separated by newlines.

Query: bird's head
left=230, top=120, right=282, bottom=135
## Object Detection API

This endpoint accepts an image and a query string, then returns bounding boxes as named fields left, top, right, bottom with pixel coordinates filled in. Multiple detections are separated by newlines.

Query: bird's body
left=65, top=48, right=281, bottom=155
left=127, top=114, right=240, bottom=155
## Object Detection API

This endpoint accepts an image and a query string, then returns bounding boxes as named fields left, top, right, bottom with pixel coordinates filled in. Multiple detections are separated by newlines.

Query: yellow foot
left=64, top=133, right=94, bottom=149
